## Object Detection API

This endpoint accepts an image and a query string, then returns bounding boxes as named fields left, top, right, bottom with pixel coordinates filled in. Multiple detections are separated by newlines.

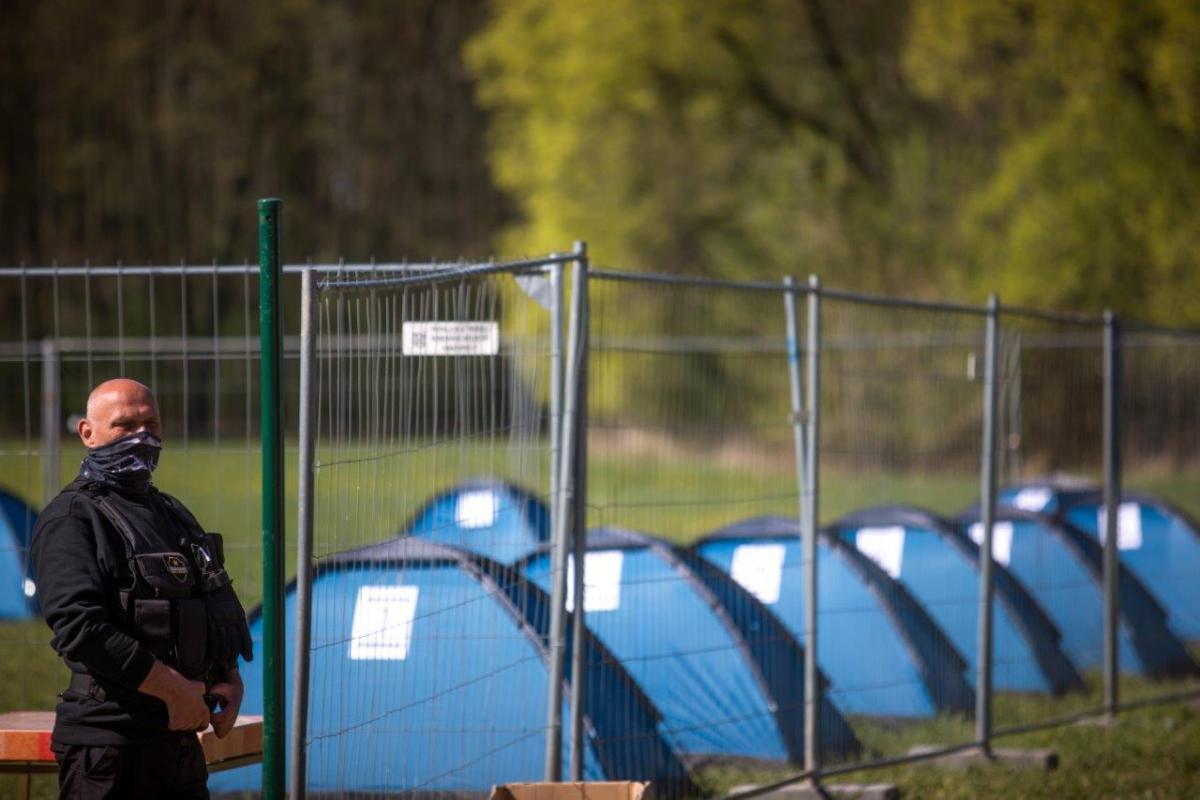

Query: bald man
left=30, top=379, right=252, bottom=800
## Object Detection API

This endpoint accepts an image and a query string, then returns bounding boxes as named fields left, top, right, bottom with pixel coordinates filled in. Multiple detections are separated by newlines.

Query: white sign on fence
left=402, top=321, right=499, bottom=356
left=349, top=585, right=420, bottom=661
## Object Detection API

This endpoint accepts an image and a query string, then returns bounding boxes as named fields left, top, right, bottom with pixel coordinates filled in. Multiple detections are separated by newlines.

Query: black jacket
left=30, top=477, right=209, bottom=745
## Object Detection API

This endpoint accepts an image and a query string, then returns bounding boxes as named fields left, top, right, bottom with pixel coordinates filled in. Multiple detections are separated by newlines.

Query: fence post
left=41, top=338, right=61, bottom=505
left=1007, top=332, right=1023, bottom=485
left=783, top=276, right=815, bottom=767
left=803, top=275, right=822, bottom=773
left=549, top=260, right=564, bottom=537
left=545, top=245, right=586, bottom=780
left=975, top=295, right=999, bottom=753
left=783, top=275, right=806, bottom=513
left=549, top=260, right=564, bottom=577
left=568, top=242, right=590, bottom=781
left=1102, top=310, right=1121, bottom=718
left=782, top=275, right=824, bottom=770
left=258, top=197, right=286, bottom=800
left=289, top=267, right=317, bottom=800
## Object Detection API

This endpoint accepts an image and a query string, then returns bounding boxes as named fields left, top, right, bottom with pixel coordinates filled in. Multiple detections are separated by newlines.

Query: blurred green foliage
left=0, top=0, right=510, bottom=265
left=468, top=0, right=1200, bottom=323
left=4, top=0, right=1196, bottom=321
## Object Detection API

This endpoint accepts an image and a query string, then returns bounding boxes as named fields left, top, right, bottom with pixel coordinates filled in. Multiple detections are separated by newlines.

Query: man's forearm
left=137, top=659, right=194, bottom=701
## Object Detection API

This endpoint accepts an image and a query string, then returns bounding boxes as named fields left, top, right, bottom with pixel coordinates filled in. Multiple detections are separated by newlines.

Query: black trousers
left=52, top=736, right=209, bottom=800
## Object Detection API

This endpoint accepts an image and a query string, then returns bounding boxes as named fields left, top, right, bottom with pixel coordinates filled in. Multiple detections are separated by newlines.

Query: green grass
left=2, top=440, right=1198, bottom=797
left=695, top=676, right=1200, bottom=798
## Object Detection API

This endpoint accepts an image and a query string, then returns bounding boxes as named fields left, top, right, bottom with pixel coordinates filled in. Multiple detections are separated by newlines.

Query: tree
left=905, top=0, right=1200, bottom=322
left=467, top=0, right=940, bottom=292
left=0, top=0, right=510, bottom=265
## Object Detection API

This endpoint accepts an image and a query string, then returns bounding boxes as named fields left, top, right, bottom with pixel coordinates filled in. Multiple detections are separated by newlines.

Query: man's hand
left=208, top=668, right=244, bottom=739
left=137, top=660, right=210, bottom=731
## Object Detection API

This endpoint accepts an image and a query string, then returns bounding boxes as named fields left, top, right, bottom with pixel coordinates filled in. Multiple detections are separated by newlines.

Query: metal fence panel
left=0, top=264, right=278, bottom=799
left=0, top=266, right=269, bottom=701
left=4, top=254, right=1199, bottom=798
left=988, top=310, right=1109, bottom=735
left=1114, top=324, right=1200, bottom=709
left=819, top=296, right=985, bottom=766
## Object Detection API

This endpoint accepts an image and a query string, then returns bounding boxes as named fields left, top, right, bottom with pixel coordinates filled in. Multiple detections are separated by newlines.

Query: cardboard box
left=490, top=782, right=652, bottom=800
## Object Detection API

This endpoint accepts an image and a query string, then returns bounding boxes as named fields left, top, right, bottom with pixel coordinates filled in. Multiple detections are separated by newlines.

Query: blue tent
left=959, top=504, right=1199, bottom=679
left=521, top=527, right=861, bottom=764
left=1001, top=482, right=1200, bottom=641
left=402, top=478, right=549, bottom=565
left=697, top=517, right=974, bottom=719
left=210, top=539, right=692, bottom=795
left=0, top=487, right=38, bottom=619
left=830, top=507, right=1082, bottom=696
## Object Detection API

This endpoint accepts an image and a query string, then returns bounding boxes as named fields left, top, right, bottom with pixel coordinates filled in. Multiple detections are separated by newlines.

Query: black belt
left=67, top=673, right=147, bottom=704
left=68, top=673, right=109, bottom=701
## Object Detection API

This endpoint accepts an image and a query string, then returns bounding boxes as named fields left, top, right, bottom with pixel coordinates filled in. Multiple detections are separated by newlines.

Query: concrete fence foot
left=907, top=744, right=1057, bottom=771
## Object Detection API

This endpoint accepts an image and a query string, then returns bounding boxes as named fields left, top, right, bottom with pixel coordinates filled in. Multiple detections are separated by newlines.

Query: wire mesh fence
left=585, top=272, right=833, bottom=780
left=293, top=262, right=563, bottom=794
left=0, top=265, right=272, bottom=719
left=986, top=310, right=1110, bottom=734
left=1113, top=324, right=1200, bottom=708
left=817, top=296, right=985, bottom=768
left=1, top=248, right=1198, bottom=798
left=219, top=256, right=700, bottom=798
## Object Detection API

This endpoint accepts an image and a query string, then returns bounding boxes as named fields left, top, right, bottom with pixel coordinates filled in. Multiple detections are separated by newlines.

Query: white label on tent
left=349, top=585, right=420, bottom=661
left=855, top=527, right=905, bottom=579
left=1012, top=487, right=1053, bottom=512
left=455, top=490, right=498, bottom=529
left=403, top=321, right=499, bottom=356
left=22, top=579, right=35, bottom=598
left=1097, top=503, right=1143, bottom=550
left=566, top=551, right=623, bottom=613
left=968, top=521, right=1014, bottom=566
left=729, top=544, right=786, bottom=604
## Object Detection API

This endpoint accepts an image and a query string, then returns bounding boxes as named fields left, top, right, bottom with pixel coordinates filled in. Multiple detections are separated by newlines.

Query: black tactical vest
left=83, top=483, right=233, bottom=682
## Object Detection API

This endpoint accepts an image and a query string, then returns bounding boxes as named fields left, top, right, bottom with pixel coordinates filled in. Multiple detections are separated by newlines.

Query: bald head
left=78, top=379, right=162, bottom=448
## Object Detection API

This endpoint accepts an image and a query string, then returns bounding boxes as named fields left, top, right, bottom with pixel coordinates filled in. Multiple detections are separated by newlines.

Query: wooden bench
left=0, top=711, right=263, bottom=799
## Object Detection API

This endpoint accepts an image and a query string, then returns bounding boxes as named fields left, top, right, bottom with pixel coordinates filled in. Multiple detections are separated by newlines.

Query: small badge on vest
left=164, top=554, right=191, bottom=583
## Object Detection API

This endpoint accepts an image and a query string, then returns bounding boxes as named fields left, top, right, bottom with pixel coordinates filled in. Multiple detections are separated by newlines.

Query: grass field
left=4, top=674, right=1199, bottom=798
left=2, top=440, right=1197, bottom=797
left=698, top=688, right=1200, bottom=798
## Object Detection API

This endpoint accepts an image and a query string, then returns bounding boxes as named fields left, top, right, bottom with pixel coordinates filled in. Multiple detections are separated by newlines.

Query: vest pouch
left=174, top=598, right=209, bottom=679
left=132, top=598, right=172, bottom=661
left=133, top=552, right=196, bottom=598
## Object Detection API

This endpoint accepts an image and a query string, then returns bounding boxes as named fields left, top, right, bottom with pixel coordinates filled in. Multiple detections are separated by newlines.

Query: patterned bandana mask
left=80, top=430, right=162, bottom=493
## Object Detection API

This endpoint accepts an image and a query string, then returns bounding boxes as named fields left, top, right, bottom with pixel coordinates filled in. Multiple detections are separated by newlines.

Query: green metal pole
left=258, top=198, right=285, bottom=800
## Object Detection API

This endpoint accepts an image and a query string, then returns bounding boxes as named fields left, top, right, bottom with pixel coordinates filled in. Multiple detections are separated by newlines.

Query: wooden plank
left=0, top=713, right=54, bottom=763
left=0, top=712, right=262, bottom=767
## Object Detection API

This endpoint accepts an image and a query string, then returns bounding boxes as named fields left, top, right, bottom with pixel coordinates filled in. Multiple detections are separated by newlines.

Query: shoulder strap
left=76, top=482, right=140, bottom=555
left=76, top=485, right=140, bottom=599
left=153, top=490, right=207, bottom=541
